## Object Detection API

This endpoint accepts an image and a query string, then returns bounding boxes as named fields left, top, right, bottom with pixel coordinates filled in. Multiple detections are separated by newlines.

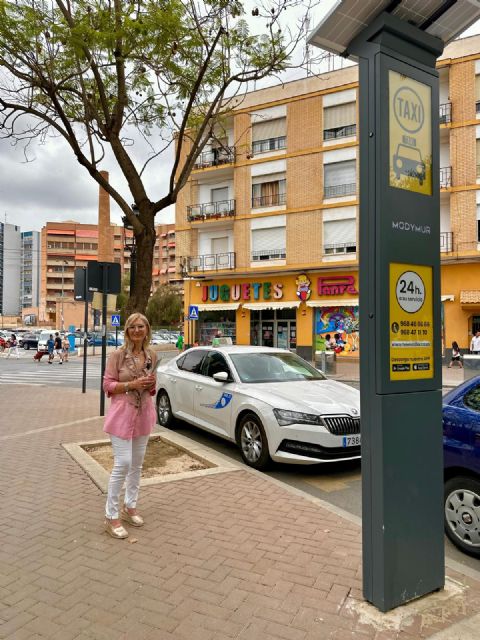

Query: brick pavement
left=2, top=384, right=480, bottom=639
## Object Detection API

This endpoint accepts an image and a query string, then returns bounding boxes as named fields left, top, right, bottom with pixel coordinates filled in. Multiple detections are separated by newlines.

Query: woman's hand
left=132, top=375, right=155, bottom=391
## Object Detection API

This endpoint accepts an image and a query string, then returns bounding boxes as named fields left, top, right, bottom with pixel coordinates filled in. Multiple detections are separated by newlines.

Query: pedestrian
left=6, top=334, right=19, bottom=359
left=62, top=335, right=70, bottom=363
left=470, top=331, right=480, bottom=354
left=448, top=341, right=463, bottom=368
left=53, top=332, right=63, bottom=364
left=175, top=332, right=184, bottom=351
left=46, top=334, right=55, bottom=363
left=102, top=312, right=157, bottom=539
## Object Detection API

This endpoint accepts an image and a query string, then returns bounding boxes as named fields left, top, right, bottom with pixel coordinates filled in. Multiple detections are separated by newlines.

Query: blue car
left=443, top=376, right=480, bottom=557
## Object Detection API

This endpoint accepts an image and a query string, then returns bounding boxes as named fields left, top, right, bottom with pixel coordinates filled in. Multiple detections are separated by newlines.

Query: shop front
left=184, top=270, right=360, bottom=361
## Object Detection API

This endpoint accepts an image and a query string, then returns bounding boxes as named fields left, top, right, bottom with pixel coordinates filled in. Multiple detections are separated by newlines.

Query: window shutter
left=476, top=139, right=480, bottom=163
left=212, top=237, right=228, bottom=254
left=211, top=187, right=228, bottom=202
left=476, top=75, right=480, bottom=100
left=324, top=103, right=356, bottom=129
left=324, top=160, right=356, bottom=187
left=252, top=227, right=286, bottom=252
left=323, top=219, right=356, bottom=245
left=252, top=118, right=286, bottom=141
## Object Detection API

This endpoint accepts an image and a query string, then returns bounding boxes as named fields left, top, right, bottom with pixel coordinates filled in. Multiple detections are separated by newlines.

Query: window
left=476, top=75, right=480, bottom=114
left=464, top=385, right=480, bottom=412
left=323, top=103, right=356, bottom=140
left=252, top=179, right=286, bottom=208
left=252, top=226, right=286, bottom=261
left=252, top=118, right=286, bottom=154
left=177, top=350, right=205, bottom=373
left=323, top=219, right=356, bottom=255
left=324, top=160, right=356, bottom=198
left=477, top=140, right=480, bottom=178
left=202, top=351, right=231, bottom=378
left=477, top=205, right=480, bottom=243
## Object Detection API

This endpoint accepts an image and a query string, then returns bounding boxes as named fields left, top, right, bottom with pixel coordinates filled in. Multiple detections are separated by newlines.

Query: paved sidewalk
left=2, top=385, right=480, bottom=639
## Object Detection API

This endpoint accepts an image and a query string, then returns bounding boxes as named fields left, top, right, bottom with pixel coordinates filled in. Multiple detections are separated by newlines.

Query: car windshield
left=230, top=352, right=326, bottom=383
left=396, top=145, right=422, bottom=161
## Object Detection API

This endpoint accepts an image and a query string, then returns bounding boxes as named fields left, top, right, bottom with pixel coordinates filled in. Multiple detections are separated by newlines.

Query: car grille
left=278, top=440, right=361, bottom=461
left=322, top=415, right=360, bottom=436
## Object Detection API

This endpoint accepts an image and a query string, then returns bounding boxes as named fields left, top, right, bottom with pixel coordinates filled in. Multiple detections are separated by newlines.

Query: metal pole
left=61, top=263, right=65, bottom=332
left=99, top=265, right=108, bottom=416
left=82, top=267, right=88, bottom=394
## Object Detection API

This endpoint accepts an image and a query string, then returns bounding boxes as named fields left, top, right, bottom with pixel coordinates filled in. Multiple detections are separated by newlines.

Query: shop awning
left=306, top=298, right=359, bottom=308
left=242, top=301, right=301, bottom=310
left=441, top=294, right=455, bottom=302
left=197, top=303, right=240, bottom=311
left=460, top=291, right=480, bottom=304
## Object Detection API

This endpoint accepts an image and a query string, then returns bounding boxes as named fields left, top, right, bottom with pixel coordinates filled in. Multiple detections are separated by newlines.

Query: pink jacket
left=103, top=348, right=157, bottom=439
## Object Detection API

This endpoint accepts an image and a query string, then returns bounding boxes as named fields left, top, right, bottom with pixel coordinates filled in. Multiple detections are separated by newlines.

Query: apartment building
left=176, top=34, right=480, bottom=360
left=21, top=231, right=41, bottom=317
left=40, top=220, right=178, bottom=326
left=0, top=222, right=21, bottom=316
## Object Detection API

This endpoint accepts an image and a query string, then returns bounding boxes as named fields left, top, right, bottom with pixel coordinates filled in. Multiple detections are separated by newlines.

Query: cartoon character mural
left=296, top=274, right=311, bottom=302
left=315, top=306, right=360, bottom=354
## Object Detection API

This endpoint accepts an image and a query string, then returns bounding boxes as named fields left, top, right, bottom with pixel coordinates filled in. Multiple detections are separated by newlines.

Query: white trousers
left=105, top=434, right=149, bottom=519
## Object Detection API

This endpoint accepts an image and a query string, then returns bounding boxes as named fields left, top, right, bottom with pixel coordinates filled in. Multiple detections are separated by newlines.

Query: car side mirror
left=213, top=371, right=229, bottom=382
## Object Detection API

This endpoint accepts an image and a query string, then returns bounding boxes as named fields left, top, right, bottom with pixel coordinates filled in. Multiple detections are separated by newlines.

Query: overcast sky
left=1, top=9, right=479, bottom=234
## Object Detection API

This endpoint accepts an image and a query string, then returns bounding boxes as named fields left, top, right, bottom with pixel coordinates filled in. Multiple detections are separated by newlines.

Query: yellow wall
left=442, top=262, right=480, bottom=349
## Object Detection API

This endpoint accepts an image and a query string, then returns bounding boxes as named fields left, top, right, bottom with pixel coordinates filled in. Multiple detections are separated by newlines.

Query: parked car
left=18, top=332, right=40, bottom=350
left=88, top=333, right=123, bottom=346
left=443, top=376, right=480, bottom=557
left=155, top=345, right=361, bottom=470
left=37, top=330, right=55, bottom=353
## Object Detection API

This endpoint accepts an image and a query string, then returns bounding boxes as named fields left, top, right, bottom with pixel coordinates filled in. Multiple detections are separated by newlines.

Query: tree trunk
left=125, top=217, right=156, bottom=316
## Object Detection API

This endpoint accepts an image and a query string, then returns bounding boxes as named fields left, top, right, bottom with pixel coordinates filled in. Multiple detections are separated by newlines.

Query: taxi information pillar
left=349, top=14, right=445, bottom=611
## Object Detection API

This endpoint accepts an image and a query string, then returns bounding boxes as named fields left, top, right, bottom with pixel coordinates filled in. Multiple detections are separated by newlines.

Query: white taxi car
left=156, top=346, right=360, bottom=470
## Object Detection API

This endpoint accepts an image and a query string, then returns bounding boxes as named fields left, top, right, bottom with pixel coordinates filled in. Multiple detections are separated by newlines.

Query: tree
left=0, top=0, right=319, bottom=313
left=146, top=284, right=183, bottom=328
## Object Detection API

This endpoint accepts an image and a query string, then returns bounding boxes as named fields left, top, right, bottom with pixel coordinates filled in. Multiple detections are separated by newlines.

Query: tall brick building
left=176, top=34, right=480, bottom=359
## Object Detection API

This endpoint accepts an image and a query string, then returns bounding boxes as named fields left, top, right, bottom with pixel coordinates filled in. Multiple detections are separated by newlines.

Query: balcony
left=324, top=183, right=356, bottom=198
left=323, top=124, right=356, bottom=141
left=186, top=252, right=235, bottom=272
left=439, top=102, right=452, bottom=124
left=440, top=166, right=452, bottom=188
left=252, top=248, right=286, bottom=262
left=251, top=192, right=286, bottom=208
left=251, top=136, right=286, bottom=155
left=440, top=231, right=453, bottom=253
left=193, top=146, right=235, bottom=169
left=324, top=242, right=357, bottom=255
left=187, top=199, right=235, bottom=222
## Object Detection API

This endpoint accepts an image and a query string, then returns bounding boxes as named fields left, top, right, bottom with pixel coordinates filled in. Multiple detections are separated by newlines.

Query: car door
left=168, top=349, right=207, bottom=422
left=444, top=383, right=480, bottom=474
left=193, top=351, right=234, bottom=437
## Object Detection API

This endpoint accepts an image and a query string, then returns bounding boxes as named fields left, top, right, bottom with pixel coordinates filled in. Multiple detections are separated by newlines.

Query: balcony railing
left=439, top=102, right=452, bottom=124
left=440, top=231, right=453, bottom=253
left=323, top=242, right=357, bottom=255
left=323, top=124, right=356, bottom=141
left=252, top=136, right=286, bottom=155
left=440, top=166, right=452, bottom=188
left=187, top=199, right=235, bottom=222
left=324, top=183, right=356, bottom=198
left=193, top=146, right=235, bottom=169
left=186, top=252, right=235, bottom=272
left=251, top=192, right=286, bottom=208
left=251, top=248, right=286, bottom=261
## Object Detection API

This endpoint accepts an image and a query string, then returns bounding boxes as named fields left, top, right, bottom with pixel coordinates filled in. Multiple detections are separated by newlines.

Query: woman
left=62, top=335, right=70, bottom=363
left=102, top=313, right=157, bottom=539
left=448, top=341, right=463, bottom=368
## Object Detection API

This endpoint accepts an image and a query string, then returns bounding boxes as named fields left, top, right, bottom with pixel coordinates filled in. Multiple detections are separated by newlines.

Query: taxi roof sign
left=308, top=0, right=480, bottom=57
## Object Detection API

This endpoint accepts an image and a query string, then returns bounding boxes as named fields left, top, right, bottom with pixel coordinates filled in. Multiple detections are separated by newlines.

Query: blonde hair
left=123, top=313, right=152, bottom=352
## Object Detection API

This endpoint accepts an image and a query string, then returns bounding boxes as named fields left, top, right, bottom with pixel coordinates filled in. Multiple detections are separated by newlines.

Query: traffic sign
left=111, top=314, right=121, bottom=326
left=188, top=305, right=199, bottom=320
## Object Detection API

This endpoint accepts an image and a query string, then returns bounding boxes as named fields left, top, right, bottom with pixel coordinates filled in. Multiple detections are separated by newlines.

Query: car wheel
left=444, top=476, right=480, bottom=557
left=23, top=343, right=30, bottom=350
left=237, top=413, right=270, bottom=470
left=156, top=391, right=176, bottom=429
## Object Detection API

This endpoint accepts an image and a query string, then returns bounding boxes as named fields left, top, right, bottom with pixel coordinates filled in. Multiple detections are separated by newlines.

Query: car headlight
left=273, top=408, right=324, bottom=427
left=396, top=158, right=403, bottom=168
left=416, top=164, right=424, bottom=173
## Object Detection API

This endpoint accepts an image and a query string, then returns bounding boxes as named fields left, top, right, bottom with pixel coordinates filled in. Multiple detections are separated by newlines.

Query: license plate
left=342, top=435, right=361, bottom=447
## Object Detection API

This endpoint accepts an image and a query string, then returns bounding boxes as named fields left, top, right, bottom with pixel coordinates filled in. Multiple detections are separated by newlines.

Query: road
left=3, top=351, right=478, bottom=574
